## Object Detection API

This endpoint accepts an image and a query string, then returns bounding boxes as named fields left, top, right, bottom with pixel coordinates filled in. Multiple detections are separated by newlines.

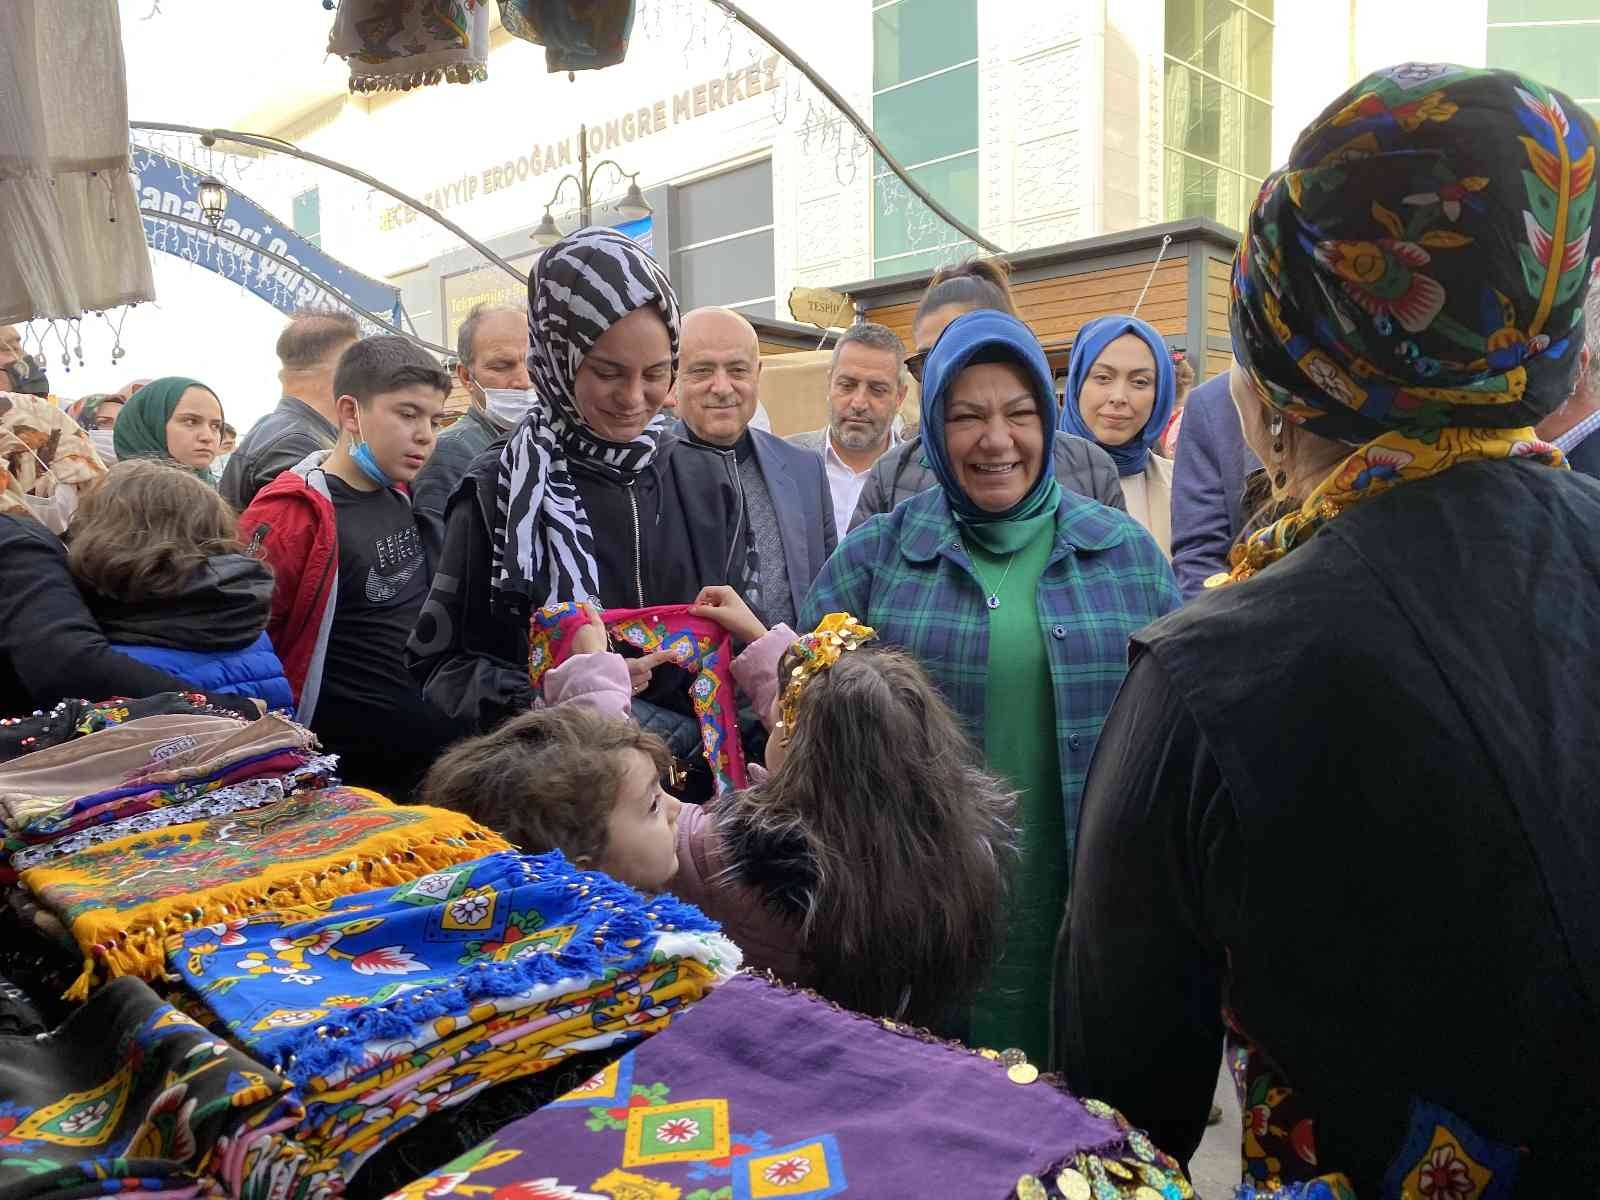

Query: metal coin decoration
left=1014, top=1174, right=1047, bottom=1200
left=1055, top=1168, right=1092, bottom=1200
left=1006, top=1062, right=1040, bottom=1086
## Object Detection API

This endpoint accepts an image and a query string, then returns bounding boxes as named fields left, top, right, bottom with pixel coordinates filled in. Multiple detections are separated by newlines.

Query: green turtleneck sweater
left=964, top=505, right=1065, bottom=1065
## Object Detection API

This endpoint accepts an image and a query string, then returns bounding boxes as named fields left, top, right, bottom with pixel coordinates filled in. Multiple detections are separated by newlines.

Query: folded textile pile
left=0, top=692, right=265, bottom=764
left=171, top=851, right=741, bottom=1185
left=0, top=712, right=333, bottom=888
left=17, top=786, right=509, bottom=999
left=0, top=974, right=324, bottom=1200
left=387, top=972, right=1195, bottom=1200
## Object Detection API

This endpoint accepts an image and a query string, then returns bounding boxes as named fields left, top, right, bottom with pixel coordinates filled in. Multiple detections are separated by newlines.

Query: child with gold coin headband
left=774, top=611, right=878, bottom=750
left=424, top=585, right=1015, bottom=1030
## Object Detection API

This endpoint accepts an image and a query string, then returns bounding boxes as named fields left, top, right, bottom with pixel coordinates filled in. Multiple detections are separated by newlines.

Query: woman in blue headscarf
left=802, top=309, right=1179, bottom=1062
left=1060, top=315, right=1177, bottom=553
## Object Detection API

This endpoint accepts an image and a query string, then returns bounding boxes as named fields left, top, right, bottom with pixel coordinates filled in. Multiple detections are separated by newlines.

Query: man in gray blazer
left=673, top=307, right=837, bottom=629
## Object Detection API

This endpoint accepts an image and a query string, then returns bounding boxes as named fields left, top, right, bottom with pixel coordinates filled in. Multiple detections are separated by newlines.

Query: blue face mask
left=349, top=410, right=395, bottom=488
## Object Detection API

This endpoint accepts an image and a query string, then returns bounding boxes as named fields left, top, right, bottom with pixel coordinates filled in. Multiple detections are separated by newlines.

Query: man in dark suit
left=1169, top=370, right=1262, bottom=600
left=672, top=307, right=837, bottom=629
left=1537, top=285, right=1600, bottom=478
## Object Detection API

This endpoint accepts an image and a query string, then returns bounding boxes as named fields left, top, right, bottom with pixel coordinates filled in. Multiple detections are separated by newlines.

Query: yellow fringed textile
left=19, top=787, right=509, bottom=1000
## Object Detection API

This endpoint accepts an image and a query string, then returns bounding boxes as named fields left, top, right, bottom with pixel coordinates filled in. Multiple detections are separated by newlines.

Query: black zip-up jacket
left=1055, top=460, right=1600, bottom=1188
left=0, top=515, right=193, bottom=715
left=406, top=430, right=747, bottom=733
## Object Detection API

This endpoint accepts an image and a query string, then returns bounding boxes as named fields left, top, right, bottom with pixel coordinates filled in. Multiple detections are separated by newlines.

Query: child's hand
left=689, top=586, right=768, bottom=644
left=569, top=603, right=608, bottom=656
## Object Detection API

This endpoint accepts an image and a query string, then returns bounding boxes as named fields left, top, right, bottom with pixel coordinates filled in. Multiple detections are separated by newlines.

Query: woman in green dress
left=802, top=310, right=1179, bottom=1060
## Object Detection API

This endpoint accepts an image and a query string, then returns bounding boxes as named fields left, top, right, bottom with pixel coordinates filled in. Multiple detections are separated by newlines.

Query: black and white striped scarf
left=490, top=227, right=680, bottom=618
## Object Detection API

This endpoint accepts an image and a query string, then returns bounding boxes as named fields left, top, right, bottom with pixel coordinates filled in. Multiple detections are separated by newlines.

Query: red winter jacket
left=238, top=453, right=339, bottom=723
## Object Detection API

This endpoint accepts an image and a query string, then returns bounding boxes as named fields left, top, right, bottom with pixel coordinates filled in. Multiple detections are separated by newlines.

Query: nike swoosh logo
left=366, top=557, right=423, bottom=603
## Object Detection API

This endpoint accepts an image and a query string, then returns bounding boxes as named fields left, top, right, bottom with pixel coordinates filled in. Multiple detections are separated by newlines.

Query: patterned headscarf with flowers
left=1218, top=63, right=1600, bottom=586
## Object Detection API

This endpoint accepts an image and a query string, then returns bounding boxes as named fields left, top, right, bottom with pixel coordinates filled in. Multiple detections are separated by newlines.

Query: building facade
left=166, top=0, right=1593, bottom=405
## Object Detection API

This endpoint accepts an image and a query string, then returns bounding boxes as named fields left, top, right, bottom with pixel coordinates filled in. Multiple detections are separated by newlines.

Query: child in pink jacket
left=420, top=588, right=1014, bottom=1028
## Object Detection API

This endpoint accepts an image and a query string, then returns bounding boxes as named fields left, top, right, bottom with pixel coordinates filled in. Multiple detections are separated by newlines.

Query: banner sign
left=133, top=146, right=405, bottom=326
left=614, top=215, right=653, bottom=254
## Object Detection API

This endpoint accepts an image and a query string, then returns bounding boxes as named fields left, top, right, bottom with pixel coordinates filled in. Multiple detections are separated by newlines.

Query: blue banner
left=132, top=146, right=405, bottom=326
left=615, top=216, right=653, bottom=254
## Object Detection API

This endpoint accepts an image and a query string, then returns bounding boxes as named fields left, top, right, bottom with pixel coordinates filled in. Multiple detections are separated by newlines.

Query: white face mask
left=480, top=385, right=538, bottom=432
left=88, top=428, right=118, bottom=463
left=21, top=481, right=78, bottom=534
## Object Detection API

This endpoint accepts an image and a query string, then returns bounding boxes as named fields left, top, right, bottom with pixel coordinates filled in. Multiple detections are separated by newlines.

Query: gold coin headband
left=778, top=612, right=877, bottom=735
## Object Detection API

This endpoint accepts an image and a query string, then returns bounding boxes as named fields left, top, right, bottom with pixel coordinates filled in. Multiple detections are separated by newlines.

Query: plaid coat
left=800, top=485, right=1180, bottom=851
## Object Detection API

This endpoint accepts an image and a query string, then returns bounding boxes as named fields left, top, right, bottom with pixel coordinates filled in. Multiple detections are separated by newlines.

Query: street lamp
left=531, top=122, right=651, bottom=248
left=197, top=175, right=228, bottom=229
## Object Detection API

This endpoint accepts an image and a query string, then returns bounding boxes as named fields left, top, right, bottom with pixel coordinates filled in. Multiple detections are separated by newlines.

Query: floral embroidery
left=762, top=1155, right=813, bottom=1184
left=655, top=1117, right=700, bottom=1144
left=1216, top=65, right=1598, bottom=587
left=1384, top=1098, right=1521, bottom=1200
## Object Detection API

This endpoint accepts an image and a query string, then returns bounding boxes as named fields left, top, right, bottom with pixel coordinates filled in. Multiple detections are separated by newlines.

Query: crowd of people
left=1, top=62, right=1598, bottom=1198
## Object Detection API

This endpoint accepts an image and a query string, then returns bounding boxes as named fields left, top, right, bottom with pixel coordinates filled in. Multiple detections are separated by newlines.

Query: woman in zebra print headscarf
left=492, top=226, right=680, bottom=615
left=407, top=227, right=748, bottom=737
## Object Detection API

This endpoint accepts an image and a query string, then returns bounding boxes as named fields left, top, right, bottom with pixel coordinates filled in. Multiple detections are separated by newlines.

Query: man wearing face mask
left=410, top=304, right=534, bottom=526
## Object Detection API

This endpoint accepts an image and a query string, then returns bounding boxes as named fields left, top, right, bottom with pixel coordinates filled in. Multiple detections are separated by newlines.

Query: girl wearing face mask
left=113, top=377, right=226, bottom=484
left=75, top=394, right=124, bottom=464
left=409, top=228, right=749, bottom=748
left=1059, top=316, right=1178, bottom=555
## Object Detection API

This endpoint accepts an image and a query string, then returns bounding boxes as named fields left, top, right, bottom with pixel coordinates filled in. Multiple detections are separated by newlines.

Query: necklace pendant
left=986, top=594, right=1000, bottom=610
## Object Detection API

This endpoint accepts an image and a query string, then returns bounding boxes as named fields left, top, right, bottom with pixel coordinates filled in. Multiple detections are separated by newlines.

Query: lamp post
left=197, top=175, right=228, bottom=229
left=531, top=122, right=650, bottom=248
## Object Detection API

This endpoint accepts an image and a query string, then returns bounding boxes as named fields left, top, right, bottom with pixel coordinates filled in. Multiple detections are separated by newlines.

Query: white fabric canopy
left=0, top=0, right=153, bottom=324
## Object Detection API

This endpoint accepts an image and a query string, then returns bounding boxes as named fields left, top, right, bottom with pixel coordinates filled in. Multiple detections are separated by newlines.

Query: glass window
left=1166, top=62, right=1222, bottom=163
left=873, top=63, right=981, bottom=169
left=666, top=161, right=774, bottom=312
left=873, top=152, right=978, bottom=263
left=1244, top=10, right=1272, bottom=98
left=292, top=188, right=321, bottom=248
left=1164, top=0, right=1271, bottom=227
left=873, top=0, right=977, bottom=91
left=1488, top=25, right=1600, bottom=102
left=873, top=244, right=978, bottom=278
left=671, top=229, right=775, bottom=311
left=871, top=0, right=979, bottom=274
left=1489, top=0, right=1597, bottom=19
left=667, top=159, right=773, bottom=249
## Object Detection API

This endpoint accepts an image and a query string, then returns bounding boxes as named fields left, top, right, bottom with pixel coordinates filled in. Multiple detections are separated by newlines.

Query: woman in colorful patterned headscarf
left=1055, top=64, right=1600, bottom=1196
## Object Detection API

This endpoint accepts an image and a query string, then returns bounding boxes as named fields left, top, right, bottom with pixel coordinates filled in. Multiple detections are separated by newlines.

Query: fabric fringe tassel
left=348, top=62, right=488, bottom=93
left=63, top=828, right=508, bottom=1002
left=269, top=859, right=730, bottom=1082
